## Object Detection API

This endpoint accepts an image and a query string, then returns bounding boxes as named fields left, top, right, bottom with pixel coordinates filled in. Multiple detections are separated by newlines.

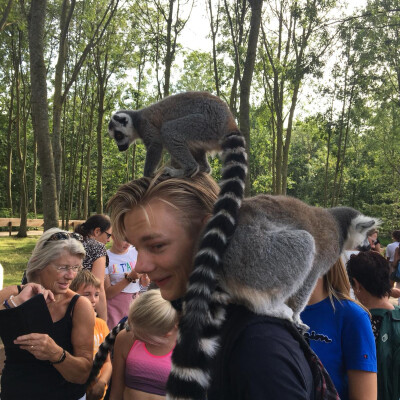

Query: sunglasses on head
left=44, top=232, right=84, bottom=246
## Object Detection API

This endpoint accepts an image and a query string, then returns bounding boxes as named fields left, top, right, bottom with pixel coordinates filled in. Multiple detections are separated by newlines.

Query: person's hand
left=86, top=378, right=107, bottom=400
left=12, top=283, right=55, bottom=306
left=14, top=332, right=63, bottom=362
left=127, top=270, right=139, bottom=281
left=139, top=273, right=150, bottom=287
left=390, top=287, right=400, bottom=298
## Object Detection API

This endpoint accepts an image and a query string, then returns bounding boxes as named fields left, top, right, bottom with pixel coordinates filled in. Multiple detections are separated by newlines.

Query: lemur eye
left=114, top=130, right=124, bottom=140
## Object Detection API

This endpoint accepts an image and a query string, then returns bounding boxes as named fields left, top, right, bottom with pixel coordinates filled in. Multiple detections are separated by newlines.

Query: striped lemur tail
left=86, top=132, right=247, bottom=396
left=86, top=317, right=128, bottom=387
left=166, top=132, right=248, bottom=399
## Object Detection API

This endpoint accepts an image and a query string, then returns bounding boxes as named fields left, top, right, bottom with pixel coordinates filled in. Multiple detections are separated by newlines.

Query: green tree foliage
left=1, top=0, right=400, bottom=238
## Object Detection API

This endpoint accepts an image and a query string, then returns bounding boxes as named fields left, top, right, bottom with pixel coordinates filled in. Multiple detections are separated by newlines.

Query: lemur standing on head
left=108, top=91, right=238, bottom=178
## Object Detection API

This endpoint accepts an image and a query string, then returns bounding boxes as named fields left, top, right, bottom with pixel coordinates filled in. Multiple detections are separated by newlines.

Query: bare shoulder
left=72, top=295, right=95, bottom=323
left=115, top=329, right=134, bottom=356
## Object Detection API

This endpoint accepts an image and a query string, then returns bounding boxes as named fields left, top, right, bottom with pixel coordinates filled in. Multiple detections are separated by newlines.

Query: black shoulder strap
left=66, top=294, right=80, bottom=317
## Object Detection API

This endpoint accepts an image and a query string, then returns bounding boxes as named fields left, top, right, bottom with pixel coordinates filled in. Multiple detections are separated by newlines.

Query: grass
left=0, top=235, right=40, bottom=286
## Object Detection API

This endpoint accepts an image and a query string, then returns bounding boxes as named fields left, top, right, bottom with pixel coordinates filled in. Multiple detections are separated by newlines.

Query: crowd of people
left=1, top=174, right=400, bottom=400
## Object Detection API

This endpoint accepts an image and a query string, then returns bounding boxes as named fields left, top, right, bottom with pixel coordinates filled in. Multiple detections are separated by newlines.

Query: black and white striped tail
left=166, top=131, right=247, bottom=400
left=86, top=317, right=128, bottom=387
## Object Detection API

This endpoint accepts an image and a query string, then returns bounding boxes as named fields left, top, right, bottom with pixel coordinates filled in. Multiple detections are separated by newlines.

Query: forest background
left=1, top=0, right=400, bottom=240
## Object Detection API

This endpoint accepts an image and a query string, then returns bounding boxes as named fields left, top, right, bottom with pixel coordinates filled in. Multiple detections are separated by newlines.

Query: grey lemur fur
left=108, top=91, right=238, bottom=178
left=167, top=194, right=377, bottom=400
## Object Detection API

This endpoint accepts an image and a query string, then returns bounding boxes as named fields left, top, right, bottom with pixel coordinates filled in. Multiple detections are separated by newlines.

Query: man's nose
left=135, top=251, right=154, bottom=274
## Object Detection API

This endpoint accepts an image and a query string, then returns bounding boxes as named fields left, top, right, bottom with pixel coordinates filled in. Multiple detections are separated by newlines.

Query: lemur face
left=108, top=112, right=137, bottom=151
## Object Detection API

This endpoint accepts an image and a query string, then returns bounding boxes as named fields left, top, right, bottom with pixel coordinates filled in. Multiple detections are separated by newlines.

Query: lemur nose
left=114, top=131, right=124, bottom=140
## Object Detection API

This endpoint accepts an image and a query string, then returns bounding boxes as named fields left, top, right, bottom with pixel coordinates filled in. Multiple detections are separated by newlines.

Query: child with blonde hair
left=70, top=270, right=112, bottom=400
left=110, top=289, right=178, bottom=400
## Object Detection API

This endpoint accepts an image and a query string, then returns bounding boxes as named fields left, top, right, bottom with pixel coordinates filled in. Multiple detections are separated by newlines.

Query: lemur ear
left=113, top=114, right=128, bottom=126
left=355, top=219, right=375, bottom=231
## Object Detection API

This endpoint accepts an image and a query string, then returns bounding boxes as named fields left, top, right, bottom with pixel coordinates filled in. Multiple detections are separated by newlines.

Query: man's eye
left=152, top=243, right=165, bottom=250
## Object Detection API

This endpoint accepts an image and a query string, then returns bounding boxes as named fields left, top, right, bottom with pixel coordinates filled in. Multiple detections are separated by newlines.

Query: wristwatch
left=124, top=273, right=135, bottom=283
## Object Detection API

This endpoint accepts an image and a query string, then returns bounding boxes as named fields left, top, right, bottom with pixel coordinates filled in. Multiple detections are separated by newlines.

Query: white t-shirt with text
left=106, top=246, right=140, bottom=293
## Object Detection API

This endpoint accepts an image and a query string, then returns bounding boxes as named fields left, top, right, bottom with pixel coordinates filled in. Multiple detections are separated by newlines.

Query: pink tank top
left=125, top=340, right=173, bottom=395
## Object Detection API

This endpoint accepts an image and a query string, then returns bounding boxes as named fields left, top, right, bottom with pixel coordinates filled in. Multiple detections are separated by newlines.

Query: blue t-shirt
left=301, top=297, right=377, bottom=400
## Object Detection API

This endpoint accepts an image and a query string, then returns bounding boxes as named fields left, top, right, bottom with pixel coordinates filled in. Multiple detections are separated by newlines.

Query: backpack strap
left=390, top=306, right=400, bottom=322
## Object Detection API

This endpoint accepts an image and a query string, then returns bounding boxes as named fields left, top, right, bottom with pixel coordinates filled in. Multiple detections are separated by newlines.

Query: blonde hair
left=128, top=289, right=178, bottom=345
left=107, top=172, right=219, bottom=241
left=324, top=258, right=369, bottom=314
left=70, top=269, right=101, bottom=292
left=26, top=228, right=85, bottom=282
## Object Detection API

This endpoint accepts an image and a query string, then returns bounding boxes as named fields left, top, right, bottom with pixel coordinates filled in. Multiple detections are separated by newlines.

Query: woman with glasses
left=75, top=214, right=112, bottom=320
left=0, top=228, right=94, bottom=400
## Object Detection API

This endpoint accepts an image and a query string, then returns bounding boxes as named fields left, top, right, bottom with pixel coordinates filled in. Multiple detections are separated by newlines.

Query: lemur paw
left=293, top=315, right=309, bottom=334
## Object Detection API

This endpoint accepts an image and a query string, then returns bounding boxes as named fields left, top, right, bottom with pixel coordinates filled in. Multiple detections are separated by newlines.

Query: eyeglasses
left=103, top=231, right=112, bottom=239
left=52, top=264, right=82, bottom=273
left=44, top=232, right=84, bottom=246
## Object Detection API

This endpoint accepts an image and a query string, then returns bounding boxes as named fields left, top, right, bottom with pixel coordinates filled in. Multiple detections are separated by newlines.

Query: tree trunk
left=96, top=83, right=105, bottom=214
left=163, top=0, right=175, bottom=97
left=32, top=126, right=38, bottom=217
left=281, top=83, right=300, bottom=194
left=239, top=0, right=262, bottom=196
left=28, top=0, right=59, bottom=230
left=83, top=94, right=96, bottom=219
left=6, top=76, right=14, bottom=213
left=0, top=0, right=13, bottom=31
left=52, top=0, right=76, bottom=203
left=207, top=0, right=220, bottom=96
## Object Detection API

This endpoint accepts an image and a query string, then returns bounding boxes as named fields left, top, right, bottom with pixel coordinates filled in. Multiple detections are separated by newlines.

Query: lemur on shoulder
left=108, top=91, right=238, bottom=178
left=167, top=195, right=378, bottom=399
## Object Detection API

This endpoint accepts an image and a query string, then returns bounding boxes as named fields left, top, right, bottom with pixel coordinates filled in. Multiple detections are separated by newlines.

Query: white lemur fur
left=108, top=91, right=238, bottom=177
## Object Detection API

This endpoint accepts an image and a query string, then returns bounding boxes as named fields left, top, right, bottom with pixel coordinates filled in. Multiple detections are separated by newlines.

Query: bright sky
left=179, top=0, right=368, bottom=54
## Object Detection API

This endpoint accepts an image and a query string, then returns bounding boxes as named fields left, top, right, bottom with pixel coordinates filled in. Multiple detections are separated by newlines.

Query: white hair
left=26, top=228, right=86, bottom=282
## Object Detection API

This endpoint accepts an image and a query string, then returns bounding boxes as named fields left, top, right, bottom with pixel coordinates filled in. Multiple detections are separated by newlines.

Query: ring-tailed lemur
left=166, top=196, right=377, bottom=399
left=108, top=91, right=239, bottom=178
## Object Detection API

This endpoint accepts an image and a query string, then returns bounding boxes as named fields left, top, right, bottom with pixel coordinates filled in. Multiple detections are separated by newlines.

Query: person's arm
left=87, top=353, right=112, bottom=400
left=348, top=370, right=377, bottom=400
left=139, top=273, right=150, bottom=288
left=104, top=271, right=139, bottom=300
left=390, top=287, right=400, bottom=298
left=0, top=283, right=55, bottom=309
left=110, top=329, right=132, bottom=400
left=342, top=305, right=377, bottom=400
left=91, top=256, right=107, bottom=320
left=393, top=247, right=400, bottom=268
left=14, top=296, right=94, bottom=384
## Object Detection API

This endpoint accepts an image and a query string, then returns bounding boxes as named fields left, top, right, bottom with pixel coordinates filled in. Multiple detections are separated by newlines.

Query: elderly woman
left=0, top=228, right=94, bottom=400
left=346, top=251, right=400, bottom=400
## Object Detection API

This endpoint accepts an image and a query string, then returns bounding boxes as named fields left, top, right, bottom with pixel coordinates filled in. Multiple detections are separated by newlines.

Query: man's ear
left=201, top=214, right=211, bottom=226
left=352, top=277, right=362, bottom=293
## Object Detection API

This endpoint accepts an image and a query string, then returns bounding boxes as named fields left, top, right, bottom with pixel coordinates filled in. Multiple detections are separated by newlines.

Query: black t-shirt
left=208, top=304, right=315, bottom=400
